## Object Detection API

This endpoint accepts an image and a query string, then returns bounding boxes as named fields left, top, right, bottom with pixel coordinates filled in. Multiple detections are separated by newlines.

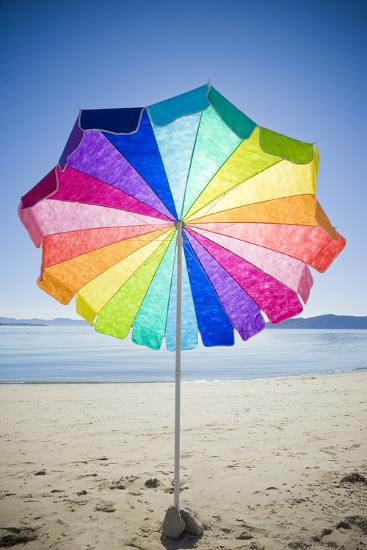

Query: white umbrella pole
left=174, top=220, right=183, bottom=509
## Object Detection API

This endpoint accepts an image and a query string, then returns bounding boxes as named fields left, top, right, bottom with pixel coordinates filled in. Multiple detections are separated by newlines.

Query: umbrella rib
left=54, top=165, right=172, bottom=223
left=47, top=197, right=171, bottom=228
left=182, top=230, right=236, bottom=331
left=42, top=225, right=173, bottom=269
left=187, top=222, right=337, bottom=271
left=186, top=193, right=317, bottom=224
left=79, top=228, right=174, bottom=290
left=180, top=114, right=243, bottom=220
left=133, top=239, right=177, bottom=341
left=184, top=157, right=284, bottom=221
left=94, top=230, right=175, bottom=329
left=42, top=224, right=172, bottom=240
left=61, top=132, right=174, bottom=221
left=20, top=199, right=172, bottom=250
left=41, top=227, right=173, bottom=305
left=179, top=111, right=203, bottom=220
left=185, top=227, right=303, bottom=320
left=40, top=223, right=172, bottom=246
left=189, top=225, right=313, bottom=303
left=184, top=228, right=266, bottom=338
left=186, top=225, right=298, bottom=290
left=101, top=131, right=177, bottom=220
left=187, top=132, right=316, bottom=221
left=162, top=232, right=178, bottom=343
left=182, top=134, right=246, bottom=219
left=132, top=235, right=177, bottom=346
left=184, top=228, right=263, bottom=325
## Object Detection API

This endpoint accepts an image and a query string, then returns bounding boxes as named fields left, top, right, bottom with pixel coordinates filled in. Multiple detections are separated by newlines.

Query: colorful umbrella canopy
left=19, top=84, right=346, bottom=517
left=19, top=84, right=345, bottom=351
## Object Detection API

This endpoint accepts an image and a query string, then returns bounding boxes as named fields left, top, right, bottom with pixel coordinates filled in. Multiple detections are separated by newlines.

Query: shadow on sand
left=160, top=532, right=202, bottom=549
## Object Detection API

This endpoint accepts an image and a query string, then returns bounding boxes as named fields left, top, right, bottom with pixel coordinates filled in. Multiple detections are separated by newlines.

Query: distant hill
left=267, top=314, right=367, bottom=329
left=0, top=314, right=366, bottom=329
left=0, top=317, right=87, bottom=326
left=0, top=322, right=47, bottom=326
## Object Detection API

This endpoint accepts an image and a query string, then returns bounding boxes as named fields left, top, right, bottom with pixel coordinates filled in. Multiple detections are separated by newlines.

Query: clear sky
left=1, top=0, right=366, bottom=319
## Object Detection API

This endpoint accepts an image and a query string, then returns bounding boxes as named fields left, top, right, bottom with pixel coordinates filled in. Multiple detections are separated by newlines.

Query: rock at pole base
left=180, top=507, right=204, bottom=536
left=162, top=506, right=185, bottom=540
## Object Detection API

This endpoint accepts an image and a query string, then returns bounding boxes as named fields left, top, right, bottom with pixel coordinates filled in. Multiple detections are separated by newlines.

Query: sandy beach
left=0, top=372, right=366, bottom=549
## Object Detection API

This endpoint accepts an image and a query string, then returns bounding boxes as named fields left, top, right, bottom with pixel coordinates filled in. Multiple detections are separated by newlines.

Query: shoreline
left=0, top=367, right=366, bottom=385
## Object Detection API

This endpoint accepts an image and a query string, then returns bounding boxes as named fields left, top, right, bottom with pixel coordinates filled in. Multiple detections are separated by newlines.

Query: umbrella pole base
left=162, top=506, right=204, bottom=540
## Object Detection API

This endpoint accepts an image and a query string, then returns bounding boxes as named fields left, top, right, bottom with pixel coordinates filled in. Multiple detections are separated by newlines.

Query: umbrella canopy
left=19, top=84, right=345, bottom=351
left=19, top=84, right=346, bottom=518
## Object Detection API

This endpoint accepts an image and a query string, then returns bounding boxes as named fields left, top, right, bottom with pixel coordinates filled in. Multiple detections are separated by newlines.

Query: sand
left=0, top=372, right=366, bottom=549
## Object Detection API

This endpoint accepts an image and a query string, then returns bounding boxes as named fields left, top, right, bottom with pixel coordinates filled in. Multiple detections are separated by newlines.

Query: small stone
left=162, top=506, right=185, bottom=540
left=145, top=478, right=160, bottom=488
left=110, top=481, right=125, bottom=490
left=346, top=515, right=367, bottom=535
left=180, top=508, right=204, bottom=536
left=0, top=527, right=38, bottom=546
left=340, top=472, right=367, bottom=484
left=320, top=528, right=333, bottom=537
left=336, top=519, right=351, bottom=529
left=76, top=490, right=88, bottom=496
left=34, top=469, right=46, bottom=476
left=237, top=531, right=253, bottom=540
left=94, top=501, right=115, bottom=513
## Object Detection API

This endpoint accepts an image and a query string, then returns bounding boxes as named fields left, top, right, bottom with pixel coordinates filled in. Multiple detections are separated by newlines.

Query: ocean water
left=0, top=326, right=366, bottom=383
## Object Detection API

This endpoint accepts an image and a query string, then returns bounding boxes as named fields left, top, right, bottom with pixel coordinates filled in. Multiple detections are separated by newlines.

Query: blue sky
left=1, top=0, right=366, bottom=319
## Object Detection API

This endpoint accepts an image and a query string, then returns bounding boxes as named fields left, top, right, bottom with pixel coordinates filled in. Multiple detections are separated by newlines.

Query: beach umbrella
left=18, top=84, right=345, bottom=516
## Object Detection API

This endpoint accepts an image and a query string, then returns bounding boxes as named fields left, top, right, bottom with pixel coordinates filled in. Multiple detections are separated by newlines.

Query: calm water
left=0, top=326, right=366, bottom=382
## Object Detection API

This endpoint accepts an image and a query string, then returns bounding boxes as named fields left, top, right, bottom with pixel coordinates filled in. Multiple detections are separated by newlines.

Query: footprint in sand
left=109, top=474, right=138, bottom=490
left=144, top=478, right=160, bottom=488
